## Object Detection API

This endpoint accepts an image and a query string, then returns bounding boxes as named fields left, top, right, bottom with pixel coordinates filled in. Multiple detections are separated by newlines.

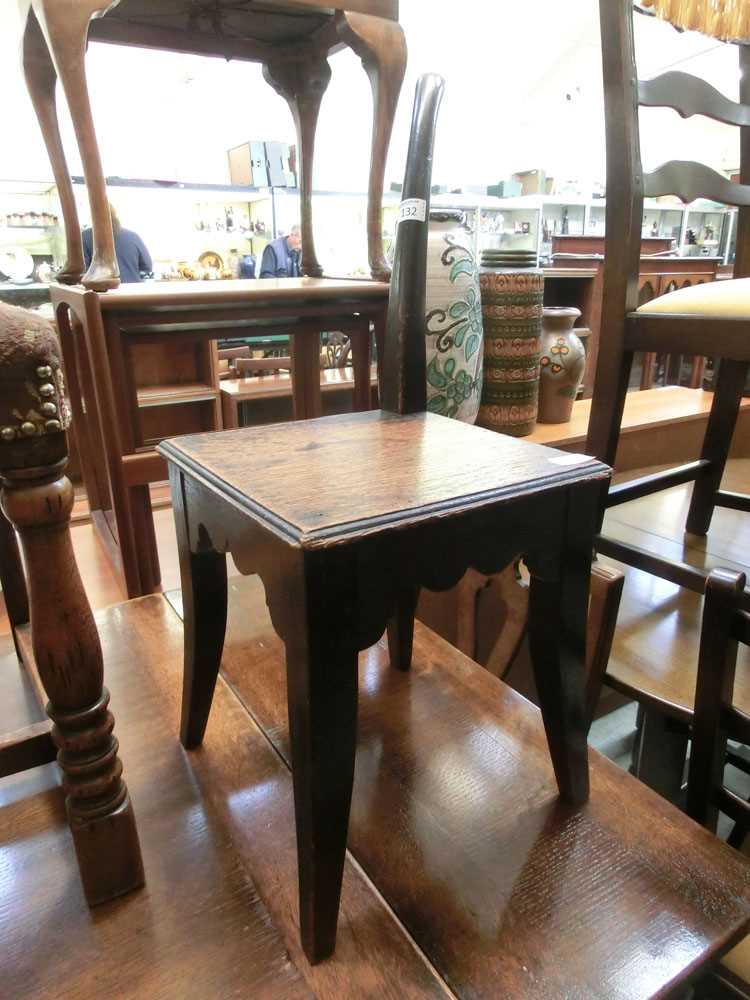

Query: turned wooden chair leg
left=337, top=13, right=407, bottom=282
left=1, top=303, right=143, bottom=904
left=264, top=46, right=332, bottom=278
left=22, top=10, right=85, bottom=284
left=686, top=359, right=748, bottom=536
left=31, top=0, right=119, bottom=290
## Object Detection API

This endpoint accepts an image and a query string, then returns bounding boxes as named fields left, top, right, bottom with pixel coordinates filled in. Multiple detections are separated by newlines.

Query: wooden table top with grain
left=160, top=410, right=609, bottom=546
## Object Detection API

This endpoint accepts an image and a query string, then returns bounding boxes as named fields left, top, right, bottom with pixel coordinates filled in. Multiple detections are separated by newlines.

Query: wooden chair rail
left=638, top=71, right=750, bottom=127
left=0, top=720, right=56, bottom=779
left=717, top=490, right=750, bottom=513
left=644, top=159, right=750, bottom=206
left=626, top=313, right=750, bottom=361
left=595, top=532, right=750, bottom=613
left=606, top=459, right=710, bottom=507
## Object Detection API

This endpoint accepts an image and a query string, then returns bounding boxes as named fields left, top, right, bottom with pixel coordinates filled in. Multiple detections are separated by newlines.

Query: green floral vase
left=424, top=211, right=483, bottom=422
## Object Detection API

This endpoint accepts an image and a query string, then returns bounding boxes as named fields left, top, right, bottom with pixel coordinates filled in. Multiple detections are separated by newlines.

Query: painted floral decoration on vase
left=424, top=211, right=484, bottom=422
left=538, top=306, right=586, bottom=424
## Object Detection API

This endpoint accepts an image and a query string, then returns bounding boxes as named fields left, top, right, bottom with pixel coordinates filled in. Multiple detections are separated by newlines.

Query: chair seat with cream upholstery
left=637, top=277, right=750, bottom=318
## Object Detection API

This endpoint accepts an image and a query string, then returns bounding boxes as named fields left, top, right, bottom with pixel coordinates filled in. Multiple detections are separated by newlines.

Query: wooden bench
left=221, top=364, right=379, bottom=428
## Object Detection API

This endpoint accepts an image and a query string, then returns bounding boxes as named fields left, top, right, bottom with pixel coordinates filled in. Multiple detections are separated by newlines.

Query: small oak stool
left=160, top=75, right=611, bottom=963
left=0, top=301, right=144, bottom=904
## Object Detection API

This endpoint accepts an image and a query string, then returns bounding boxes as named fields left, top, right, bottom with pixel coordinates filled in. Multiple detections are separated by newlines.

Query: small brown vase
left=538, top=307, right=585, bottom=423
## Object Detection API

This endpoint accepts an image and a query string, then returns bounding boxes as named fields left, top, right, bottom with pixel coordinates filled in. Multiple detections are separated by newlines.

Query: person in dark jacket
left=82, top=203, right=153, bottom=283
left=259, top=224, right=302, bottom=278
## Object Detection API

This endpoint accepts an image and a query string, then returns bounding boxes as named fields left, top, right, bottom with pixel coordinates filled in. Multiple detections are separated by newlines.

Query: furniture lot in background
left=51, top=277, right=387, bottom=598
left=21, top=1, right=406, bottom=289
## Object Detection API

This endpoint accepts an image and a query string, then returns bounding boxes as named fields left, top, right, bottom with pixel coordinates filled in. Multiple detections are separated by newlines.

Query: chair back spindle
left=381, top=73, right=445, bottom=415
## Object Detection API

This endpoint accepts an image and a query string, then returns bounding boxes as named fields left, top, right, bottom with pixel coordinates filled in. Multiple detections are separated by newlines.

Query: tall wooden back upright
left=0, top=301, right=144, bottom=905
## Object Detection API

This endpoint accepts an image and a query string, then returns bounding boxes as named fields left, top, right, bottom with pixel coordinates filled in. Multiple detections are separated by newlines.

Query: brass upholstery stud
left=36, top=365, right=53, bottom=379
left=41, top=402, right=57, bottom=417
left=38, top=383, right=55, bottom=398
left=0, top=426, right=15, bottom=442
left=21, top=421, right=37, bottom=436
left=44, top=419, right=62, bottom=433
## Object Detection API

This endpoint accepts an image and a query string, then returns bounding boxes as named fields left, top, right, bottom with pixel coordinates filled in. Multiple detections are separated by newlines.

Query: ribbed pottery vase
left=424, top=211, right=484, bottom=423
left=478, top=268, right=544, bottom=436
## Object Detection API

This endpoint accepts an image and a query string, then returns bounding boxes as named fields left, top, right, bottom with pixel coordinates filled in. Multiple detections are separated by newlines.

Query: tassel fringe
left=641, top=0, right=750, bottom=41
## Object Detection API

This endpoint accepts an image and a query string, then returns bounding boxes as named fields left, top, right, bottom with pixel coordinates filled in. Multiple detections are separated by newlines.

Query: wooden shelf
left=137, top=382, right=219, bottom=408
left=526, top=386, right=750, bottom=472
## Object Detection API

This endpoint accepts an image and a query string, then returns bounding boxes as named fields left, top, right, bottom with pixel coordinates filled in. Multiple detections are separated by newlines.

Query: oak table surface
left=161, top=410, right=609, bottom=545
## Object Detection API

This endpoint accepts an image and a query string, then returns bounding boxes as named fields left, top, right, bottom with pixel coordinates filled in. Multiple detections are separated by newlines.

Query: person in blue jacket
left=82, top=203, right=152, bottom=283
left=259, top=224, right=302, bottom=278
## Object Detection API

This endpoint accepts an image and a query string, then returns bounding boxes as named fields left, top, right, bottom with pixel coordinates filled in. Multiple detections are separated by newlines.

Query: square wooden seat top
left=159, top=410, right=610, bottom=547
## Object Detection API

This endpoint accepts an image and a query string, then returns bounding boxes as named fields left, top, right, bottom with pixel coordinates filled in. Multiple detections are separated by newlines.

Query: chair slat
left=724, top=704, right=750, bottom=747
left=639, top=72, right=750, bottom=127
left=644, top=160, right=750, bottom=206
left=717, top=786, right=750, bottom=826
left=732, top=610, right=750, bottom=646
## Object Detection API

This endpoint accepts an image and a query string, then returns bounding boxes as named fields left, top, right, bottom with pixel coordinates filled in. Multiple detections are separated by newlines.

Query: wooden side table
left=22, top=1, right=406, bottom=287
left=50, top=277, right=388, bottom=597
left=160, top=410, right=610, bottom=962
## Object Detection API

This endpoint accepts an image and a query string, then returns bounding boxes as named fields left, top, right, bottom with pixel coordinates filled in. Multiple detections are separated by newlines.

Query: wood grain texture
left=201, top=575, right=750, bottom=1000
left=2, top=593, right=443, bottom=1000
left=1, top=602, right=313, bottom=1000
left=160, top=410, right=609, bottom=545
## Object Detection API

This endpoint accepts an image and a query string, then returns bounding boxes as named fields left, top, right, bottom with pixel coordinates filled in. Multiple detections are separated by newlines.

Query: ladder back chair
left=687, top=567, right=750, bottom=998
left=589, top=0, right=750, bottom=594
left=0, top=301, right=144, bottom=905
left=158, top=74, right=611, bottom=963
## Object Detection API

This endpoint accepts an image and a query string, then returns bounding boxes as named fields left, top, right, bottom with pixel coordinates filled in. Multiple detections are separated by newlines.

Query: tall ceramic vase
left=424, top=210, right=484, bottom=423
left=478, top=268, right=544, bottom=436
left=538, top=307, right=586, bottom=423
